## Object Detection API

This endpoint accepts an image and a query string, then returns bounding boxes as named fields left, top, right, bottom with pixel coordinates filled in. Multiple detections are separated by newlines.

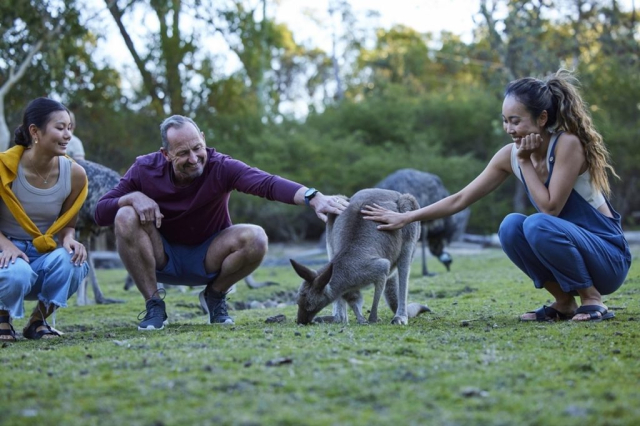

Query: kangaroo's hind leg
left=384, top=269, right=399, bottom=314
left=331, top=297, right=350, bottom=324
left=391, top=244, right=415, bottom=325
left=368, top=277, right=388, bottom=324
left=366, top=259, right=391, bottom=323
left=391, top=195, right=420, bottom=325
left=341, top=291, right=367, bottom=324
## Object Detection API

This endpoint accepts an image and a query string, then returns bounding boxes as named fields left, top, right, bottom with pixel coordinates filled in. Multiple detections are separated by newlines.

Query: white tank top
left=510, top=134, right=605, bottom=210
left=0, top=156, right=73, bottom=240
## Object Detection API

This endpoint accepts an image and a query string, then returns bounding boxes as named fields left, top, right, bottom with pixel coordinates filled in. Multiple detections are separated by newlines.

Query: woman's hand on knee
left=63, top=238, right=87, bottom=266
left=0, top=243, right=29, bottom=268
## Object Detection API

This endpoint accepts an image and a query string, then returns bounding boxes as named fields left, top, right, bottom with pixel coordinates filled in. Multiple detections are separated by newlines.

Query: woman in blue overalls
left=362, top=69, right=631, bottom=321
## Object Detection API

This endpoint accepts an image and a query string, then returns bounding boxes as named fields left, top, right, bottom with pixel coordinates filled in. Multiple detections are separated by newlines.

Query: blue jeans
left=499, top=213, right=630, bottom=296
left=0, top=239, right=88, bottom=318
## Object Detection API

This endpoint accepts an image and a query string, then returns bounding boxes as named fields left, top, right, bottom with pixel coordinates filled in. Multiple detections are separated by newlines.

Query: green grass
left=2, top=247, right=639, bottom=426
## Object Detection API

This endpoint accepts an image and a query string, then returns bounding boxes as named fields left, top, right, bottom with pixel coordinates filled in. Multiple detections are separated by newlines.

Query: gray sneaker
left=199, top=289, right=234, bottom=325
left=137, top=297, right=168, bottom=331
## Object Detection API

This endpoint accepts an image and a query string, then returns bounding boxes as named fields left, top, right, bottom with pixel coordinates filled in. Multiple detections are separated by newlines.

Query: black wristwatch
left=304, top=187, right=319, bottom=206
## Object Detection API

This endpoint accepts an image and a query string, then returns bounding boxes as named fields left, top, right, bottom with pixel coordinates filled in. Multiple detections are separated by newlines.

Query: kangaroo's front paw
left=391, top=315, right=408, bottom=325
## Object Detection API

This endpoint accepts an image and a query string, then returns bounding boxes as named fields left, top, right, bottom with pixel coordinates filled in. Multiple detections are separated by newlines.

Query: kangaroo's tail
left=407, top=302, right=431, bottom=318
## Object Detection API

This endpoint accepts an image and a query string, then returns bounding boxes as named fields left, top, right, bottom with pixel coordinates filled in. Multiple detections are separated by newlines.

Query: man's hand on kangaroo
left=309, top=194, right=349, bottom=222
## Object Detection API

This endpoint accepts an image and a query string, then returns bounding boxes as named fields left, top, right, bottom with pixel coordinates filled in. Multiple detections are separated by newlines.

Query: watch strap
left=304, top=188, right=318, bottom=206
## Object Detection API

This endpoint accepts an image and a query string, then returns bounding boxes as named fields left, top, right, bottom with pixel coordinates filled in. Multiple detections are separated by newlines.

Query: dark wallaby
left=290, top=188, right=430, bottom=325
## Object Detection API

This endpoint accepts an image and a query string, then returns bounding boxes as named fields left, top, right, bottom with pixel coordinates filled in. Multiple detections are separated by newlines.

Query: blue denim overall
left=498, top=135, right=632, bottom=295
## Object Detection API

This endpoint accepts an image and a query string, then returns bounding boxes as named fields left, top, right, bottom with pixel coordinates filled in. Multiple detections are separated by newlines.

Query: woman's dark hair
left=505, top=69, right=617, bottom=196
left=13, top=97, right=69, bottom=147
left=504, top=75, right=558, bottom=130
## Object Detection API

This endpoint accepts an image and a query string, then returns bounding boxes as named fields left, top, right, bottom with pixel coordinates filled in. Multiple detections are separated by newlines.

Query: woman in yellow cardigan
left=0, top=97, right=88, bottom=341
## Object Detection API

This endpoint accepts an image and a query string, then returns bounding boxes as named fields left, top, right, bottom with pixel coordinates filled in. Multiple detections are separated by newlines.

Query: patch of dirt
left=232, top=290, right=298, bottom=311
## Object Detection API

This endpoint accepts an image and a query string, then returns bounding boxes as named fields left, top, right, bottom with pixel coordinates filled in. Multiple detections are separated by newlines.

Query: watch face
left=305, top=188, right=317, bottom=198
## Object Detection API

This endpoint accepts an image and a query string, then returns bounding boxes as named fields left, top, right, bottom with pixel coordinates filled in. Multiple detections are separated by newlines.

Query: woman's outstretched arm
left=362, top=144, right=513, bottom=230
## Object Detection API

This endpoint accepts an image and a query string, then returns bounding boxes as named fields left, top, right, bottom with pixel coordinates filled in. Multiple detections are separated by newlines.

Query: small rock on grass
left=265, top=314, right=286, bottom=324
left=313, top=315, right=336, bottom=324
left=460, top=387, right=489, bottom=398
left=265, top=357, right=293, bottom=367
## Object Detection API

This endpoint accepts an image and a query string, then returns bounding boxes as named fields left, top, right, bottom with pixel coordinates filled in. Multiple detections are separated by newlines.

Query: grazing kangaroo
left=290, top=188, right=429, bottom=325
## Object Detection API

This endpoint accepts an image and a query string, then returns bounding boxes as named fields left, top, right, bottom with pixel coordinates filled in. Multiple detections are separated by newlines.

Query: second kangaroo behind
left=290, top=188, right=429, bottom=325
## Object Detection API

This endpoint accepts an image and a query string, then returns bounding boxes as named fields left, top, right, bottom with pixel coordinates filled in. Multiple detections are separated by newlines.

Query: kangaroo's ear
left=313, top=262, right=333, bottom=291
left=290, top=259, right=317, bottom=283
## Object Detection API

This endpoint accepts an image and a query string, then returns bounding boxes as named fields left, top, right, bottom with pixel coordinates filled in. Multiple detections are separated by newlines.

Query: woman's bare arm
left=362, top=144, right=514, bottom=230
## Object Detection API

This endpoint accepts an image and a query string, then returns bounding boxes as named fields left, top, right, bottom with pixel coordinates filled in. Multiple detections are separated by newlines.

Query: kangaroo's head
left=290, top=259, right=334, bottom=325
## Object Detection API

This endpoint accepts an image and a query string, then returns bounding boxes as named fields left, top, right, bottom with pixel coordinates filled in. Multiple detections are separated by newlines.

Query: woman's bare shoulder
left=556, top=132, right=585, bottom=157
left=70, top=160, right=87, bottom=187
left=491, top=143, right=516, bottom=173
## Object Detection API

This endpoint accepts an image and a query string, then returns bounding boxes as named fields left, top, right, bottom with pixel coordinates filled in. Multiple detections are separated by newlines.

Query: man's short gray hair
left=159, top=115, right=202, bottom=149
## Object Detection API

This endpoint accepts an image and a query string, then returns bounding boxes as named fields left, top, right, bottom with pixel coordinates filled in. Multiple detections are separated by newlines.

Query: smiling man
left=95, top=115, right=347, bottom=330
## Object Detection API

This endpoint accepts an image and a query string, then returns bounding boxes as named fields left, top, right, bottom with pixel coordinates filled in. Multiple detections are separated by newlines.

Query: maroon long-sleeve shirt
left=95, top=148, right=303, bottom=245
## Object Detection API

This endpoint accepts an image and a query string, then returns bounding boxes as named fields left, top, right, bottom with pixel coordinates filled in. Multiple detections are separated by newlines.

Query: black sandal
left=573, top=305, right=615, bottom=322
left=521, top=305, right=574, bottom=322
left=0, top=315, right=16, bottom=342
left=23, top=320, right=60, bottom=340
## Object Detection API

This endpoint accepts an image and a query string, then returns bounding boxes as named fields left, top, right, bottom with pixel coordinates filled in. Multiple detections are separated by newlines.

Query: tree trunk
left=156, top=0, right=185, bottom=114
left=105, top=0, right=165, bottom=116
left=0, top=99, right=10, bottom=150
left=0, top=39, right=45, bottom=150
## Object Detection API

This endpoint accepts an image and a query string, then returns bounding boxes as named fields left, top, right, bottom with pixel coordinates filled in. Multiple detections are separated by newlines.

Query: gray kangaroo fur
left=290, top=188, right=430, bottom=325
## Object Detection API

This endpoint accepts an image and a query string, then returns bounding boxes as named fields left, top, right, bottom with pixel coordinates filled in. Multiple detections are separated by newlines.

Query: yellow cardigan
left=0, top=145, right=88, bottom=253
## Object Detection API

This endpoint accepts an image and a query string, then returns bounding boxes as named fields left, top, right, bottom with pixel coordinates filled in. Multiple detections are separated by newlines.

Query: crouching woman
left=0, top=97, right=89, bottom=341
left=363, top=70, right=631, bottom=322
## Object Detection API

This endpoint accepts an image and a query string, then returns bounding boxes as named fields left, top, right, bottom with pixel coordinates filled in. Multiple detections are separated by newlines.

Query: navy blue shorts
left=155, top=233, right=220, bottom=286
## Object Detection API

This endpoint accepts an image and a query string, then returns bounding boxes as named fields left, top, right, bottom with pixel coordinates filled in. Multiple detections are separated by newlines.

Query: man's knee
left=114, top=206, right=139, bottom=237
left=238, top=225, right=268, bottom=257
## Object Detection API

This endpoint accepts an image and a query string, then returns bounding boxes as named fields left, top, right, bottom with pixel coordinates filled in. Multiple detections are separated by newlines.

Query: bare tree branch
left=0, top=17, right=66, bottom=150
left=0, top=41, right=44, bottom=100
left=104, top=0, right=165, bottom=115
left=0, top=2, right=114, bottom=149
